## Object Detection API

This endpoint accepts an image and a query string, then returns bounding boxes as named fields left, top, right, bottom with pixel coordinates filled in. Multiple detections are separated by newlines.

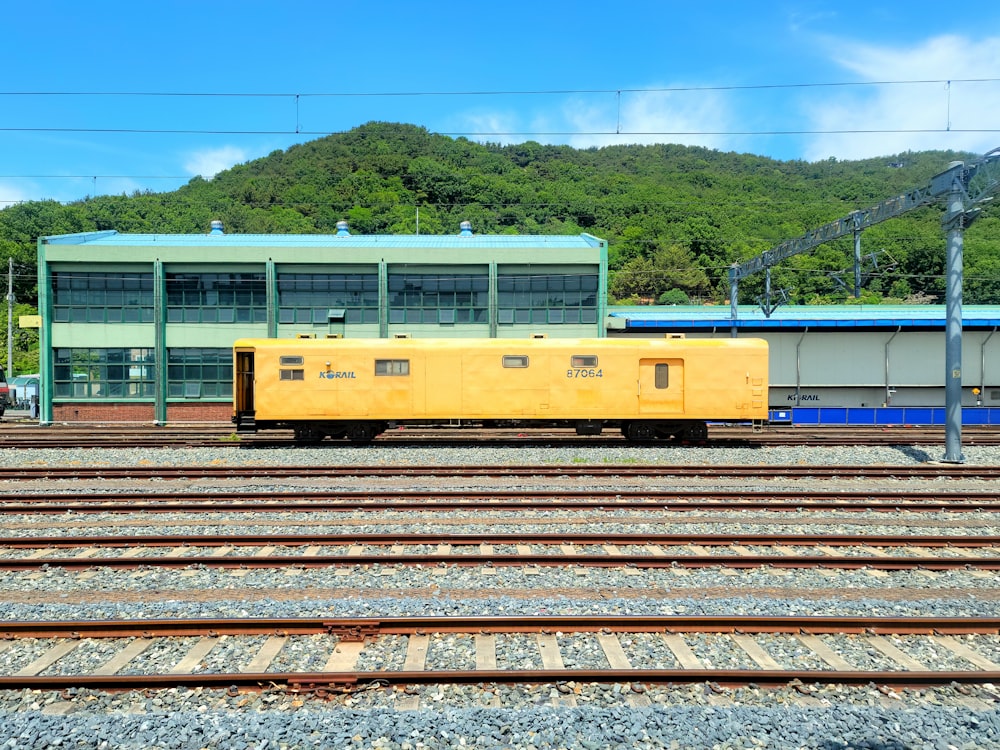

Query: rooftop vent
left=458, top=220, right=473, bottom=237
left=335, top=220, right=350, bottom=237
left=209, top=220, right=224, bottom=235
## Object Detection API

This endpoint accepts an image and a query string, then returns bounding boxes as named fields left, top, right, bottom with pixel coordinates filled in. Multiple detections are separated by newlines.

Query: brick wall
left=51, top=402, right=231, bottom=424
left=167, top=402, right=233, bottom=423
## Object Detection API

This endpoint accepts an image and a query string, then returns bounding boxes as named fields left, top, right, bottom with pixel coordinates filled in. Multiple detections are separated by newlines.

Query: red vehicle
left=0, top=366, right=7, bottom=414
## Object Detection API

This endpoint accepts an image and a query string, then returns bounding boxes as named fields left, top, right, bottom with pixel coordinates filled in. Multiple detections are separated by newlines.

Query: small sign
left=19, top=315, right=41, bottom=328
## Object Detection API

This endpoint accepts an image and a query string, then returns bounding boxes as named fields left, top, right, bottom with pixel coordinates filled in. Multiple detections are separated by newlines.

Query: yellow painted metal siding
left=236, top=337, right=769, bottom=422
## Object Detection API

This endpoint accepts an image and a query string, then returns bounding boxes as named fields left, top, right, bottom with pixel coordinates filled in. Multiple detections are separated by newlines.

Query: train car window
left=279, top=369, right=305, bottom=381
left=375, top=359, right=410, bottom=376
left=279, top=356, right=304, bottom=366
left=502, top=355, right=529, bottom=368
left=654, top=363, right=669, bottom=389
left=571, top=355, right=598, bottom=368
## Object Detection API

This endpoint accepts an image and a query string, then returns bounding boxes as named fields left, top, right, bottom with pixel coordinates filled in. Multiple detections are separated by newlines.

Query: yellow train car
left=233, top=336, right=768, bottom=442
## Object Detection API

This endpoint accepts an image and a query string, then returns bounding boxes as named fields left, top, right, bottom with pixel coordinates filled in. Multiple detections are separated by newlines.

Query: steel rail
left=4, top=614, right=998, bottom=638
left=4, top=532, right=998, bottom=548
left=0, top=464, right=998, bottom=480
left=2, top=489, right=998, bottom=515
left=2, top=426, right=1000, bottom=449
left=2, top=551, right=996, bottom=570
left=2, top=668, right=997, bottom=692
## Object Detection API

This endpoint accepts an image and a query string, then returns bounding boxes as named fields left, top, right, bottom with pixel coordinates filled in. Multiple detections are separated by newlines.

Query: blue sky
left=2, top=0, right=999, bottom=206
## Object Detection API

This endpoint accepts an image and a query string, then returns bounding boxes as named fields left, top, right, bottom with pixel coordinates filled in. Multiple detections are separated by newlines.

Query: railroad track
left=3, top=532, right=997, bottom=571
left=1, top=424, right=999, bottom=448
left=2, top=615, right=998, bottom=694
left=2, top=448, right=996, bottom=734
left=2, top=464, right=1000, bottom=480
left=2, top=488, right=999, bottom=514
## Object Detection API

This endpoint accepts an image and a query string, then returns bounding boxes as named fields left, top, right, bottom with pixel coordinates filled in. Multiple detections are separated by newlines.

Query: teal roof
left=42, top=230, right=605, bottom=249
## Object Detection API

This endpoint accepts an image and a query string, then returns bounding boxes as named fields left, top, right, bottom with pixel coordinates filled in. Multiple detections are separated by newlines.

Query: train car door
left=235, top=350, right=255, bottom=416
left=637, top=359, right=683, bottom=414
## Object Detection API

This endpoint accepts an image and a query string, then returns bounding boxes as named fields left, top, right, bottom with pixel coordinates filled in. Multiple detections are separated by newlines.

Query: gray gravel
left=0, top=443, right=998, bottom=749
left=0, top=442, right=992, bottom=467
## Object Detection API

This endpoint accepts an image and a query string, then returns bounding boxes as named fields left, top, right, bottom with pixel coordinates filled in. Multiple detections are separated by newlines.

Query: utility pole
left=942, top=167, right=968, bottom=463
left=6, top=258, right=13, bottom=380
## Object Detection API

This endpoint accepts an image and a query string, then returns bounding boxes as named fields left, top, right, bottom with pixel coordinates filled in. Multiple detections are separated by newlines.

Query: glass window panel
left=164, top=348, right=233, bottom=402
left=502, top=355, right=528, bottom=368
left=375, top=359, right=410, bottom=376
left=655, top=364, right=669, bottom=389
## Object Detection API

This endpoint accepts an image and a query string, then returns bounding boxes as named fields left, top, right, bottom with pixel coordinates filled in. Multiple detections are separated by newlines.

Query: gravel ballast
left=0, top=443, right=998, bottom=749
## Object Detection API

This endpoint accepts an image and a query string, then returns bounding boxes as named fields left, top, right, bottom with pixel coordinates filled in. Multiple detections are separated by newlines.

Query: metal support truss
left=727, top=147, right=1000, bottom=463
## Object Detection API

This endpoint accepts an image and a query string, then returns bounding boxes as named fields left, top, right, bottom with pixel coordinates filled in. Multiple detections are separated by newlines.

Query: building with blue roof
left=38, top=222, right=608, bottom=424
left=608, top=305, right=1000, bottom=426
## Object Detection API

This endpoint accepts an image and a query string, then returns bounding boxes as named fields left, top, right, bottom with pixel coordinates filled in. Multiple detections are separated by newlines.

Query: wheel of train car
left=625, top=421, right=657, bottom=442
left=676, top=422, right=708, bottom=441
left=345, top=422, right=377, bottom=444
left=293, top=425, right=325, bottom=443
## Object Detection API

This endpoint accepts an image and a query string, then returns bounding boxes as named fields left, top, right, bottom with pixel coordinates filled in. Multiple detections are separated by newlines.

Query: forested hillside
left=3, top=121, right=998, bottom=324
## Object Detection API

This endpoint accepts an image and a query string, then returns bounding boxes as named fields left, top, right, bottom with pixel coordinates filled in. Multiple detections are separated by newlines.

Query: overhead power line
left=2, top=78, right=999, bottom=97
left=1, top=128, right=998, bottom=137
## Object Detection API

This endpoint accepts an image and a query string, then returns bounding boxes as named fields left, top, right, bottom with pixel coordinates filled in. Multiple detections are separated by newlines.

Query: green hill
left=3, top=121, right=998, bottom=318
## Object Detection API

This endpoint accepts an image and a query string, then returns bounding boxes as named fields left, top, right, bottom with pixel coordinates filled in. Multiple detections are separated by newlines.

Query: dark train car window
left=655, top=363, right=669, bottom=389
left=279, top=369, right=305, bottom=381
left=502, top=355, right=529, bottom=368
left=571, top=355, right=598, bottom=368
left=375, top=359, right=410, bottom=376
left=280, top=356, right=304, bottom=366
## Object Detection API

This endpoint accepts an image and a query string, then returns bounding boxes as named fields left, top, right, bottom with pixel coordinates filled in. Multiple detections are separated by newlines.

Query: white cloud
left=459, top=113, right=524, bottom=146
left=458, top=88, right=734, bottom=152
left=183, top=146, right=249, bottom=179
left=804, top=35, right=1000, bottom=161
left=563, top=89, right=732, bottom=150
left=0, top=182, right=35, bottom=209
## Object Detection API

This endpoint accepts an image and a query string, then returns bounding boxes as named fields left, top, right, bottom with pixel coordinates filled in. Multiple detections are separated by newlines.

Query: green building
left=38, top=221, right=607, bottom=424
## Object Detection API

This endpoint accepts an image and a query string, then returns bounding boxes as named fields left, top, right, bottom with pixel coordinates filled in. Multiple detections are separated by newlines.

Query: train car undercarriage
left=237, top=417, right=712, bottom=444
